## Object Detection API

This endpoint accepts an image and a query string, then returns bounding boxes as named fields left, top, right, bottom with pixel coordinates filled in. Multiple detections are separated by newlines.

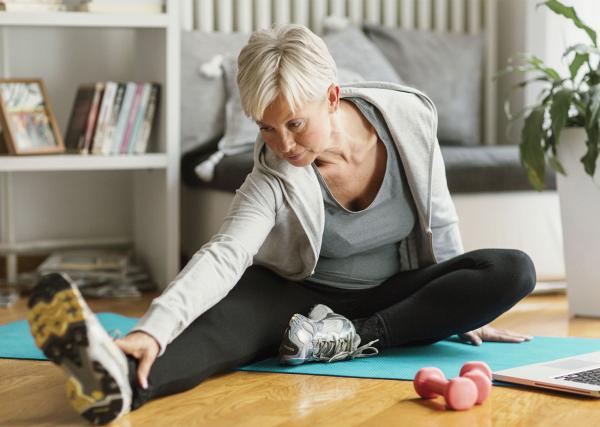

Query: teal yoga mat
left=4, top=315, right=600, bottom=384
left=237, top=336, right=600, bottom=383
left=0, top=313, right=139, bottom=361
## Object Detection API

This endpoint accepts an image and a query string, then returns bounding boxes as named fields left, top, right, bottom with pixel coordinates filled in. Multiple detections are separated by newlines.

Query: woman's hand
left=114, top=331, right=160, bottom=389
left=458, top=325, right=533, bottom=346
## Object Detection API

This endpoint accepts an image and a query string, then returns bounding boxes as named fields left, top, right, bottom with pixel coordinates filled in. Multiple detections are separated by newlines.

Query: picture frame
left=0, top=78, right=64, bottom=155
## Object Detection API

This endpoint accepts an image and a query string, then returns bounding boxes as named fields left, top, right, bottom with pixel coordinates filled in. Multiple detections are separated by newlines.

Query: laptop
left=493, top=352, right=600, bottom=397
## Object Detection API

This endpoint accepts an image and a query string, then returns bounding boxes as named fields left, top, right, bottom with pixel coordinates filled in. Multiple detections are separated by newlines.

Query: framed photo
left=0, top=78, right=64, bottom=155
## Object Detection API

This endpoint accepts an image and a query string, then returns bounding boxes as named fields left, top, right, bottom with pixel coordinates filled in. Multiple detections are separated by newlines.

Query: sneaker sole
left=27, top=274, right=125, bottom=425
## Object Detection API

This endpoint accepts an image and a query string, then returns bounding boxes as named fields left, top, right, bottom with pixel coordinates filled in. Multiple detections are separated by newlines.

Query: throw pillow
left=181, top=31, right=249, bottom=154
left=363, top=24, right=484, bottom=146
left=322, top=25, right=404, bottom=84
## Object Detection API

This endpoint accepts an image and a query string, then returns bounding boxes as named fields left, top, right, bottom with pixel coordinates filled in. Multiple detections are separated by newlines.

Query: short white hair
left=237, top=24, right=338, bottom=121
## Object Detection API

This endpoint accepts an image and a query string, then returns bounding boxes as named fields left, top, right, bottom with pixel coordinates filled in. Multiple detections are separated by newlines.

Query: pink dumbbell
left=413, top=367, right=479, bottom=410
left=460, top=361, right=493, bottom=405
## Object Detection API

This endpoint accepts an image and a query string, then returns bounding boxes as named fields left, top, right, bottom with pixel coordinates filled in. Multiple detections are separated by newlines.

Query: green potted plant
left=500, top=0, right=600, bottom=317
left=500, top=0, right=599, bottom=190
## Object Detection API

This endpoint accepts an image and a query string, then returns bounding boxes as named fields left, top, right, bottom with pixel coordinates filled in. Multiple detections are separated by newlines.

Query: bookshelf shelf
left=0, top=11, right=169, bottom=28
left=0, top=153, right=168, bottom=172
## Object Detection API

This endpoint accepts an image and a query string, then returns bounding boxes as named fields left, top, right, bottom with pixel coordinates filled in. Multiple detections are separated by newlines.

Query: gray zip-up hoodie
left=132, top=82, right=463, bottom=356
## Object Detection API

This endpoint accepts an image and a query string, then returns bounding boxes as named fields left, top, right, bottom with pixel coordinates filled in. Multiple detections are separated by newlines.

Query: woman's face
left=257, top=85, right=339, bottom=167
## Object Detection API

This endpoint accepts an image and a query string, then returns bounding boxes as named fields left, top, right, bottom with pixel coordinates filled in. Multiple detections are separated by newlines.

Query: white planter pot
left=556, top=127, right=600, bottom=317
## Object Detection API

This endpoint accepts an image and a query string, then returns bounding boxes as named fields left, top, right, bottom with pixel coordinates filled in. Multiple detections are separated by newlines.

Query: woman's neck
left=314, top=99, right=378, bottom=170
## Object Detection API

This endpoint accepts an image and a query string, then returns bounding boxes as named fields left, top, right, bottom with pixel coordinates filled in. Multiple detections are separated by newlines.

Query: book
left=91, top=81, right=116, bottom=155
left=127, top=83, right=151, bottom=154
left=81, top=81, right=104, bottom=154
left=64, top=85, right=96, bottom=153
left=135, top=83, right=160, bottom=154
left=119, top=83, right=144, bottom=154
left=101, top=82, right=125, bottom=155
left=111, top=81, right=136, bottom=155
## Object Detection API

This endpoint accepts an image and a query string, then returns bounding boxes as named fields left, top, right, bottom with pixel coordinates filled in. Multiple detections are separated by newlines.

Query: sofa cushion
left=181, top=31, right=249, bottom=154
left=362, top=25, right=484, bottom=146
left=182, top=144, right=557, bottom=194
left=441, top=146, right=556, bottom=192
left=322, top=25, right=403, bottom=84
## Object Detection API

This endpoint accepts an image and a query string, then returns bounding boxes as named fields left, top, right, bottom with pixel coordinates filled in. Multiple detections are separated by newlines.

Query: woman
left=28, top=24, right=535, bottom=425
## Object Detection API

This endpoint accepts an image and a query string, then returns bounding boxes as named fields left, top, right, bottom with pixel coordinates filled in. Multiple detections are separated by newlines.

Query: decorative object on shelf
left=499, top=0, right=600, bottom=316
left=65, top=81, right=160, bottom=155
left=0, top=78, right=64, bottom=155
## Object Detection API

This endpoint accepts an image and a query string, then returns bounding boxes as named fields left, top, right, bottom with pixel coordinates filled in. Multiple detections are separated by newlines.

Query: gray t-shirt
left=307, top=97, right=416, bottom=289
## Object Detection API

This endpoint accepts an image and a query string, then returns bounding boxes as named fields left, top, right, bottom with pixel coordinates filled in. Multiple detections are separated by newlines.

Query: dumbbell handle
left=422, top=376, right=450, bottom=396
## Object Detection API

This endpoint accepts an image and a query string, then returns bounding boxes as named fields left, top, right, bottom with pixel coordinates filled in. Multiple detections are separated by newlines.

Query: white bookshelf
left=0, top=1, right=181, bottom=288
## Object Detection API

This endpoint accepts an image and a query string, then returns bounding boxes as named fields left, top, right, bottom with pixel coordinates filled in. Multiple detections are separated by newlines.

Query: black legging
left=127, top=248, right=536, bottom=409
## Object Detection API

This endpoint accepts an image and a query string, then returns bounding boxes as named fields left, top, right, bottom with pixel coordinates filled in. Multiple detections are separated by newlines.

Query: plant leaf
left=563, top=44, right=600, bottom=57
left=519, top=54, right=562, bottom=81
left=520, top=106, right=547, bottom=190
left=569, top=52, right=588, bottom=79
left=550, top=89, right=573, bottom=142
left=588, top=84, right=600, bottom=125
left=549, top=155, right=566, bottom=175
left=542, top=0, right=597, bottom=47
left=582, top=124, right=599, bottom=176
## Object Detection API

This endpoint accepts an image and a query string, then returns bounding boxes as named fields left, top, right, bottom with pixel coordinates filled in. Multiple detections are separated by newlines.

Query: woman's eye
left=259, top=127, right=271, bottom=132
left=289, top=121, right=302, bottom=129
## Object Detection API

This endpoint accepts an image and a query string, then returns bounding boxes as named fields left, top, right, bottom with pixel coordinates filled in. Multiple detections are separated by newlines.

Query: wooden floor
left=2, top=291, right=600, bottom=427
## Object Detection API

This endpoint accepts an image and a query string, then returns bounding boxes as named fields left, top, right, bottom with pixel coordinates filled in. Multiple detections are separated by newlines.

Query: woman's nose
left=276, top=132, right=295, bottom=153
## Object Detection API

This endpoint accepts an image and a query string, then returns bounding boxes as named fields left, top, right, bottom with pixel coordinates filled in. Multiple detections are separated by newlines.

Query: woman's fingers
left=459, top=327, right=534, bottom=345
left=137, top=352, right=155, bottom=389
left=460, top=331, right=482, bottom=346
left=482, top=327, right=533, bottom=342
left=113, top=336, right=158, bottom=389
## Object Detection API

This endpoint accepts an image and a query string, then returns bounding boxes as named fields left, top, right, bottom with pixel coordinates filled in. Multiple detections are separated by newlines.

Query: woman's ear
left=327, top=84, right=340, bottom=113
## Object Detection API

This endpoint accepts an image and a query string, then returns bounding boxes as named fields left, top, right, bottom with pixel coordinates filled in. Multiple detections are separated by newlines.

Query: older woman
left=28, top=24, right=535, bottom=425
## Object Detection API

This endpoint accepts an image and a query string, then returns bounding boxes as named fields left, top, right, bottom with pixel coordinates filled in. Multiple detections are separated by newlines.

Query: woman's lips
left=286, top=151, right=305, bottom=160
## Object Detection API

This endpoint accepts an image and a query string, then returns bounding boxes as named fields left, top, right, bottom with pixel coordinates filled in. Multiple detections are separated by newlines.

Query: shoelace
left=314, top=332, right=380, bottom=363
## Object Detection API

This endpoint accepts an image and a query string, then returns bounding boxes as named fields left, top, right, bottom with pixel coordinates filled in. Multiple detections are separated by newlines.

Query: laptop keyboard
left=557, top=367, right=600, bottom=385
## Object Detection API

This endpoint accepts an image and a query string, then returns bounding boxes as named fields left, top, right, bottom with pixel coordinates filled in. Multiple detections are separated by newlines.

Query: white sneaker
left=278, top=304, right=379, bottom=365
left=28, top=273, right=132, bottom=425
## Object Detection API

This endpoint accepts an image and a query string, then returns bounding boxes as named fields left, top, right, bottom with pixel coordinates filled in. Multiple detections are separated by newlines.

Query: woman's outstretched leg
left=128, top=265, right=330, bottom=409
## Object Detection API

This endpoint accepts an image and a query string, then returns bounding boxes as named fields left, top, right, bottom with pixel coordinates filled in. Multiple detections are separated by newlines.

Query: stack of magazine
left=36, top=249, right=155, bottom=298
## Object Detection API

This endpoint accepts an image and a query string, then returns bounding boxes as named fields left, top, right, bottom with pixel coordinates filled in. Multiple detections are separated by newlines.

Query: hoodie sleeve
left=430, top=138, right=464, bottom=262
left=130, top=166, right=283, bottom=356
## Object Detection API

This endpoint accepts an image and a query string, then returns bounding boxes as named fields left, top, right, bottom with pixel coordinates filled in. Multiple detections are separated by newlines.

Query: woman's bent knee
left=494, top=249, right=536, bottom=301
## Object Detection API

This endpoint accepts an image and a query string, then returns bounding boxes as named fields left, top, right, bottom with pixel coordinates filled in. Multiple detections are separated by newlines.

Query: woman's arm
left=129, top=166, right=283, bottom=357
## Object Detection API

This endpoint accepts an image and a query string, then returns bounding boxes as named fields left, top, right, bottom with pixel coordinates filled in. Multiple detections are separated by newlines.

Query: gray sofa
left=180, top=26, right=555, bottom=195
